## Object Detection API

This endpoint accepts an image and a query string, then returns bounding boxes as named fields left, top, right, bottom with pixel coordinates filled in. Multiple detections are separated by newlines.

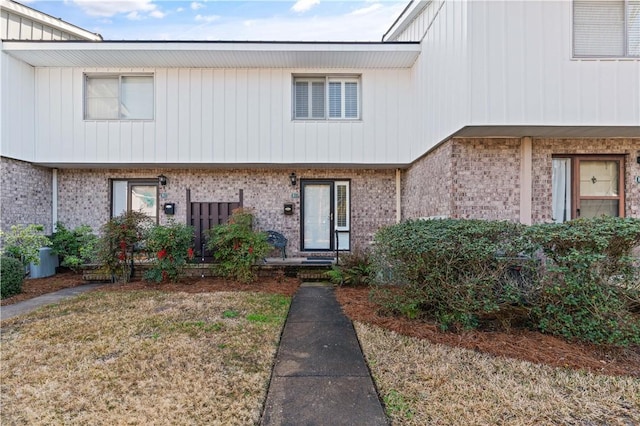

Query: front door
left=301, top=180, right=350, bottom=251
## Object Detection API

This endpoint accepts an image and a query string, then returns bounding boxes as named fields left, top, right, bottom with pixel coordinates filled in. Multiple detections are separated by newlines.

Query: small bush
left=144, top=220, right=195, bottom=283
left=96, top=211, right=152, bottom=283
left=326, top=249, right=372, bottom=286
left=527, top=216, right=640, bottom=346
left=370, top=219, right=535, bottom=330
left=205, top=209, right=270, bottom=283
left=0, top=224, right=51, bottom=266
left=1, top=256, right=24, bottom=299
left=51, top=222, right=98, bottom=271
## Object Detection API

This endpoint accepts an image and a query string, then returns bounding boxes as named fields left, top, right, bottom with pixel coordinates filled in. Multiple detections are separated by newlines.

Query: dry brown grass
left=1, top=290, right=290, bottom=425
left=355, top=322, right=640, bottom=426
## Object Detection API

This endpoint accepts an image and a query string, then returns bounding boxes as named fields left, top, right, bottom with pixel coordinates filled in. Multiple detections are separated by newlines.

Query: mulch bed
left=336, top=286, right=640, bottom=378
left=3, top=273, right=639, bottom=378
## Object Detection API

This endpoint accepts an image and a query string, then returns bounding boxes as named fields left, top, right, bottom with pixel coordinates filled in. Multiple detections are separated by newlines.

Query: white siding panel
left=189, top=69, right=202, bottom=161
left=201, top=69, right=214, bottom=162
left=30, top=66, right=413, bottom=165
left=409, top=0, right=470, bottom=156
left=1, top=53, right=35, bottom=161
left=468, top=0, right=640, bottom=127
left=212, top=69, right=226, bottom=161
left=235, top=69, right=248, bottom=161
left=165, top=69, right=180, bottom=162
left=155, top=69, right=168, bottom=162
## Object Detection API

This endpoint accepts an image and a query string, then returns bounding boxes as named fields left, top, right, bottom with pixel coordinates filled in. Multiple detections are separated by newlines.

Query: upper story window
left=573, top=0, right=640, bottom=57
left=85, top=74, right=154, bottom=120
left=293, top=76, right=360, bottom=120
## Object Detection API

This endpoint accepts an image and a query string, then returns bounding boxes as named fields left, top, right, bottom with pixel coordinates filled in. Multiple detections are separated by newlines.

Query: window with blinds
left=293, top=76, right=360, bottom=120
left=85, top=74, right=154, bottom=120
left=573, top=0, right=640, bottom=57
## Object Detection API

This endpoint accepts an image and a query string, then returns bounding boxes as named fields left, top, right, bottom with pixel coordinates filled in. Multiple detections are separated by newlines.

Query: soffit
left=1, top=41, right=421, bottom=68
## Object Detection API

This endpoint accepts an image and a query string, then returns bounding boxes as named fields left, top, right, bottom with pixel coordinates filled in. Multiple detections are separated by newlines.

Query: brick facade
left=0, top=157, right=53, bottom=234
left=57, top=168, right=397, bottom=257
left=402, top=141, right=453, bottom=219
left=403, top=137, right=640, bottom=224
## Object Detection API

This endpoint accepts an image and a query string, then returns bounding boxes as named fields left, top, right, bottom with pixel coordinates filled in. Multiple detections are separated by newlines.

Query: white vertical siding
left=1, top=9, right=85, bottom=40
left=31, top=67, right=413, bottom=165
left=0, top=51, right=35, bottom=160
left=404, top=0, right=470, bottom=156
left=468, top=0, right=640, bottom=126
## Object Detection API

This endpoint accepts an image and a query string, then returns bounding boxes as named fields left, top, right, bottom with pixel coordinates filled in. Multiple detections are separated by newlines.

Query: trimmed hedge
left=1, top=256, right=24, bottom=299
left=370, top=217, right=640, bottom=346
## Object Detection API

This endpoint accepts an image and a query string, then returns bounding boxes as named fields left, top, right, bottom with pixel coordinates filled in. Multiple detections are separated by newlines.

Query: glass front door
left=301, top=180, right=350, bottom=251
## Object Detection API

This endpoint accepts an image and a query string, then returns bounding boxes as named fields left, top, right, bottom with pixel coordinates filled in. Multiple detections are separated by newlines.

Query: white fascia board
left=0, top=0, right=102, bottom=41
left=1, top=41, right=421, bottom=68
left=383, top=0, right=433, bottom=41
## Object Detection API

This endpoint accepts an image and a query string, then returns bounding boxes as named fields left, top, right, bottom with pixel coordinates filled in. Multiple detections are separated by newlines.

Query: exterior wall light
left=158, top=174, right=168, bottom=186
left=289, top=172, right=297, bottom=186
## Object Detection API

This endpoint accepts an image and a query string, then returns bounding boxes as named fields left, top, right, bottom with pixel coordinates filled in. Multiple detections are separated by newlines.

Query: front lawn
left=1, top=290, right=290, bottom=425
left=356, top=322, right=640, bottom=425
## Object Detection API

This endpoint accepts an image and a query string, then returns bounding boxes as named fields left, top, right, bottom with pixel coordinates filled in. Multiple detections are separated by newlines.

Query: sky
left=20, top=0, right=408, bottom=41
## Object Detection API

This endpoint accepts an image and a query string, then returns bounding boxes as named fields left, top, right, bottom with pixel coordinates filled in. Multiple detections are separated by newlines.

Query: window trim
left=572, top=0, right=640, bottom=59
left=292, top=75, right=361, bottom=121
left=552, top=155, right=625, bottom=220
left=84, top=73, right=155, bottom=121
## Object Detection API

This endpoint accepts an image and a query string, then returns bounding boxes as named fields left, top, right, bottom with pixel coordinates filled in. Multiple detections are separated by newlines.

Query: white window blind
left=86, top=76, right=119, bottom=120
left=293, top=76, right=360, bottom=120
left=121, top=76, right=154, bottom=119
left=86, top=75, right=154, bottom=120
left=629, top=1, right=640, bottom=55
left=573, top=0, right=640, bottom=57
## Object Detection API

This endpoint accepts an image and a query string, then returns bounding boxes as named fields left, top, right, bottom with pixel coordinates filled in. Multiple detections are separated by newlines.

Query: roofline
left=382, top=0, right=432, bottom=42
left=1, top=0, right=102, bottom=41
left=2, top=39, right=417, bottom=46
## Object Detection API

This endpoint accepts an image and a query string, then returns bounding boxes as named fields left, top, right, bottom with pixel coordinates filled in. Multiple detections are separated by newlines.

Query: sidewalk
left=0, top=283, right=105, bottom=322
left=261, top=283, right=388, bottom=426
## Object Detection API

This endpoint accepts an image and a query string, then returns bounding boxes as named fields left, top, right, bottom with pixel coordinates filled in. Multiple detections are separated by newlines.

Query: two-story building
left=1, top=0, right=639, bottom=257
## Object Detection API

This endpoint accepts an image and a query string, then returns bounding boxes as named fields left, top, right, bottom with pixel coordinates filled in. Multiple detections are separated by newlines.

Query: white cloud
left=191, top=2, right=205, bottom=10
left=291, top=0, right=320, bottom=13
left=149, top=9, right=165, bottom=18
left=96, top=1, right=407, bottom=42
left=349, top=3, right=382, bottom=16
left=195, top=14, right=220, bottom=23
left=126, top=10, right=142, bottom=20
left=72, top=0, right=156, bottom=17
left=176, top=7, right=184, bottom=12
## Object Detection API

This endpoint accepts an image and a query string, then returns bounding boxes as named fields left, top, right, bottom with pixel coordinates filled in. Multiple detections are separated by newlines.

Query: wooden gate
left=187, top=189, right=243, bottom=261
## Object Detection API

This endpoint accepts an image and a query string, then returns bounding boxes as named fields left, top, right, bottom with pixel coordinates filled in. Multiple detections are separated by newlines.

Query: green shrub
left=370, top=219, right=535, bottom=330
left=144, top=220, right=195, bottom=283
left=1, top=256, right=24, bottom=299
left=527, top=216, right=640, bottom=346
left=51, top=222, right=99, bottom=271
left=96, top=211, right=152, bottom=283
left=205, top=209, right=270, bottom=283
left=326, top=249, right=372, bottom=286
left=0, top=224, right=51, bottom=266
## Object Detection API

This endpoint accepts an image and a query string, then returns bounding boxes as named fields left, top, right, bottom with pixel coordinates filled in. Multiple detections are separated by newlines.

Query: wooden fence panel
left=186, top=189, right=243, bottom=260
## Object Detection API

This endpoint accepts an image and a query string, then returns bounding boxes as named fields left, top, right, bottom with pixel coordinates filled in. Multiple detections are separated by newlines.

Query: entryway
left=300, top=180, right=350, bottom=251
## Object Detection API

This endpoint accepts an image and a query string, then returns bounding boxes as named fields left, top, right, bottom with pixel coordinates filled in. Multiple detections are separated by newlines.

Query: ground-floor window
left=552, top=155, right=625, bottom=223
left=111, top=179, right=158, bottom=222
left=300, top=180, right=350, bottom=251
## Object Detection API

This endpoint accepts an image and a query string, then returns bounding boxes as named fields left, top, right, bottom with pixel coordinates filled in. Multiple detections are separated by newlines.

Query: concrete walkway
left=261, top=283, right=388, bottom=426
left=0, top=283, right=105, bottom=322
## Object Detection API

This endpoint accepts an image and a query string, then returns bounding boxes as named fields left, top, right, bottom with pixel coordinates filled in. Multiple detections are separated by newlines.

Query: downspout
left=396, top=169, right=402, bottom=223
left=52, top=168, right=58, bottom=232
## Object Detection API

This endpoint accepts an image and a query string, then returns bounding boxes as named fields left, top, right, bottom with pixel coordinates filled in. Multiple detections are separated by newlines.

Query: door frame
left=300, top=179, right=351, bottom=252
